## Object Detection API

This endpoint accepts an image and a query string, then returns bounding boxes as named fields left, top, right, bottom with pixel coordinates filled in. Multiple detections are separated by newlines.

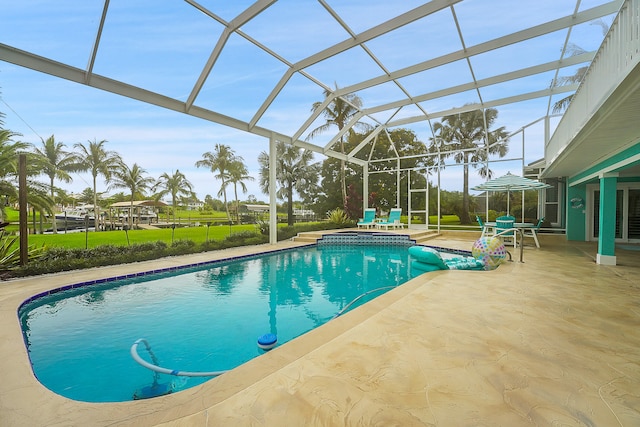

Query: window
left=544, top=178, right=562, bottom=227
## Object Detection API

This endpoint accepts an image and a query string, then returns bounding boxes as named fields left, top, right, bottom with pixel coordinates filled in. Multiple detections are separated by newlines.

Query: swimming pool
left=19, top=238, right=438, bottom=403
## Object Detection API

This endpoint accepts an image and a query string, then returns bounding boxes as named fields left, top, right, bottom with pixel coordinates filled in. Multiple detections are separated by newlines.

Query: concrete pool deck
left=1, top=230, right=639, bottom=426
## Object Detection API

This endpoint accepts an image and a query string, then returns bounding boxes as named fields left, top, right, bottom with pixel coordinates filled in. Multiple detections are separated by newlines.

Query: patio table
left=483, top=222, right=539, bottom=247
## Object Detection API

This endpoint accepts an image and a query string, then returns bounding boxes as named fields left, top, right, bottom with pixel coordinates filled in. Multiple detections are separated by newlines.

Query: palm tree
left=195, top=144, right=237, bottom=223
left=110, top=162, right=154, bottom=228
left=258, top=140, right=319, bottom=226
left=0, top=130, right=28, bottom=223
left=77, top=187, right=98, bottom=205
left=31, top=135, right=78, bottom=232
left=551, top=19, right=610, bottom=113
left=227, top=159, right=253, bottom=223
left=429, top=108, right=509, bottom=224
left=306, top=86, right=372, bottom=208
left=152, top=170, right=195, bottom=224
left=551, top=44, right=590, bottom=114
left=73, top=139, right=122, bottom=229
left=0, top=130, right=53, bottom=227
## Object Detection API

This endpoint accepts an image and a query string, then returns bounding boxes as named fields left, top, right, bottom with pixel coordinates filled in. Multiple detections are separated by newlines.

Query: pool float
left=409, top=246, right=485, bottom=271
left=471, top=237, right=506, bottom=270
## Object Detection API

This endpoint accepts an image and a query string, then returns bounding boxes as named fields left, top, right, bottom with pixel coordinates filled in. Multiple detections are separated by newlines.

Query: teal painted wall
left=566, top=185, right=587, bottom=241
left=619, top=177, right=640, bottom=183
left=566, top=141, right=640, bottom=243
left=598, top=176, right=617, bottom=256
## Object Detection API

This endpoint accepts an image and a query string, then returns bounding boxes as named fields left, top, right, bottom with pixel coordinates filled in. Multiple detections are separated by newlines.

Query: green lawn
left=429, top=215, right=460, bottom=225
left=406, top=215, right=461, bottom=225
left=2, top=207, right=285, bottom=234
left=27, top=224, right=261, bottom=249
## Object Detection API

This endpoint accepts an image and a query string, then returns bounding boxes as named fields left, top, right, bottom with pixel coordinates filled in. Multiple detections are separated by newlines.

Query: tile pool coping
left=1, top=231, right=445, bottom=426
left=19, top=232, right=463, bottom=314
left=17, top=232, right=426, bottom=310
left=4, top=232, right=639, bottom=425
left=18, top=242, right=317, bottom=310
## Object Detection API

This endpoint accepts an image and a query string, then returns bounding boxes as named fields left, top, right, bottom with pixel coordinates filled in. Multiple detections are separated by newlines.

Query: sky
left=0, top=0, right=615, bottom=204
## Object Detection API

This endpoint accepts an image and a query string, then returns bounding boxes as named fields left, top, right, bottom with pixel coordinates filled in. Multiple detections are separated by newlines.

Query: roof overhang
left=543, top=62, right=640, bottom=179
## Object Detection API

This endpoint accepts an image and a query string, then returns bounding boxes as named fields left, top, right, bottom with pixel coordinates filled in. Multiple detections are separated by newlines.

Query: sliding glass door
left=590, top=184, right=640, bottom=242
left=629, top=189, right=640, bottom=240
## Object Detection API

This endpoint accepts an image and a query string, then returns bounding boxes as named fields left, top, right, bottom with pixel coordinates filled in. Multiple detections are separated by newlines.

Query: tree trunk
left=129, top=198, right=134, bottom=229
left=461, top=154, right=470, bottom=224
left=340, top=159, right=347, bottom=209
left=234, top=185, right=240, bottom=224
left=287, top=183, right=294, bottom=226
left=340, top=137, right=347, bottom=209
left=50, top=176, right=58, bottom=233
left=222, top=182, right=231, bottom=225
left=93, top=175, right=99, bottom=232
left=172, top=195, right=177, bottom=225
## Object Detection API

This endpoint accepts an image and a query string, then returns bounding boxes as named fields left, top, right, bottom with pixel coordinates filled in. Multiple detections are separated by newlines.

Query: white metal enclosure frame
left=0, top=0, right=623, bottom=241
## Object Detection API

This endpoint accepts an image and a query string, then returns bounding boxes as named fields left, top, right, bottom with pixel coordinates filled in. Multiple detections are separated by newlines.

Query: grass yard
left=429, top=215, right=461, bottom=225
left=27, top=224, right=261, bottom=249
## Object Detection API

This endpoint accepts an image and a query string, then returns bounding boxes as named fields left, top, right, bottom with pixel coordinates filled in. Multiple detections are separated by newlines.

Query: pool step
left=292, top=229, right=440, bottom=244
left=409, top=230, right=440, bottom=243
left=292, top=232, right=326, bottom=243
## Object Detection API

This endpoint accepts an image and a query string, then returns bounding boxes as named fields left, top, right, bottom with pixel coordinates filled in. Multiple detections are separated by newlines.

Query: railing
left=547, top=0, right=638, bottom=164
left=493, top=228, right=524, bottom=263
left=331, top=286, right=397, bottom=319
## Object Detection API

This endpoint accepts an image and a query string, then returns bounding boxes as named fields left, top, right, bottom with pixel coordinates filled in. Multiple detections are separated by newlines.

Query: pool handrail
left=331, top=286, right=397, bottom=319
left=131, top=338, right=228, bottom=377
left=493, top=228, right=524, bottom=263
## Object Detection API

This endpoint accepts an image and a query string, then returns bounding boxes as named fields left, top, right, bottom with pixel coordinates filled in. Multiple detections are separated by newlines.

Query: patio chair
left=376, top=208, right=404, bottom=229
left=495, top=215, right=517, bottom=248
left=522, top=217, right=544, bottom=248
left=476, top=215, right=493, bottom=237
left=357, top=208, right=377, bottom=229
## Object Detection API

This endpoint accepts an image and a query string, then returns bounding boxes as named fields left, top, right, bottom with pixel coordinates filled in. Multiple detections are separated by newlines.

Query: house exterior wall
left=566, top=185, right=587, bottom=241
left=566, top=142, right=640, bottom=242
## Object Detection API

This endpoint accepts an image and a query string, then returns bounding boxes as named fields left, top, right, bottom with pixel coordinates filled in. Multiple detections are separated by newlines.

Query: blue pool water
left=19, top=241, right=434, bottom=402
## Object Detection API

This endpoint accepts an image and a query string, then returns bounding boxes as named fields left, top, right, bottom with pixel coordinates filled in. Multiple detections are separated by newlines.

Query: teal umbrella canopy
left=472, top=172, right=551, bottom=214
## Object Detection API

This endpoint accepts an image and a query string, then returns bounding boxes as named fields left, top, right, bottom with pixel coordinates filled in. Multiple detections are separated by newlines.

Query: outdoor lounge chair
left=376, top=208, right=404, bottom=229
left=357, top=208, right=377, bottom=229
left=522, top=217, right=544, bottom=248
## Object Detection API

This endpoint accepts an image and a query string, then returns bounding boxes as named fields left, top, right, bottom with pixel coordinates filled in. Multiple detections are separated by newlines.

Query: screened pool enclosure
left=2, top=0, right=639, bottom=262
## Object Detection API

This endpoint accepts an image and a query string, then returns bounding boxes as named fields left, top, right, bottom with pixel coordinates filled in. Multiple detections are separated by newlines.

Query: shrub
left=226, top=230, right=259, bottom=242
left=0, top=232, right=46, bottom=272
left=327, top=208, right=351, bottom=226
left=168, top=239, right=197, bottom=256
left=256, top=219, right=269, bottom=236
left=5, top=218, right=357, bottom=279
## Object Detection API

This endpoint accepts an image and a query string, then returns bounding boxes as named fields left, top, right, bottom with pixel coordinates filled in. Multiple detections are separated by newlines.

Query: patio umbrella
left=472, top=172, right=551, bottom=215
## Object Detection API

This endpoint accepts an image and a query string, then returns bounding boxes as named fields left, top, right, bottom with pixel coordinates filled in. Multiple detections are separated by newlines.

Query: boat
left=54, top=205, right=96, bottom=228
